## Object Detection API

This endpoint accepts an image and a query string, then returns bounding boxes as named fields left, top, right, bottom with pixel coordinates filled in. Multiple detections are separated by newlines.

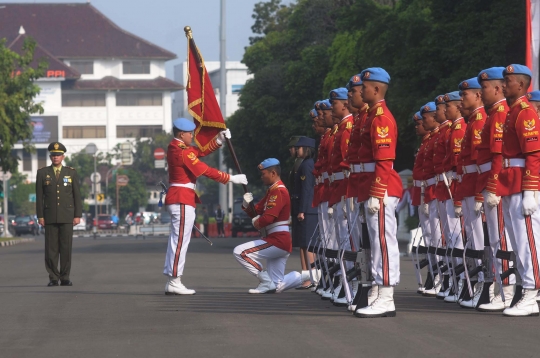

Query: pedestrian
left=125, top=212, right=133, bottom=231
left=215, top=204, right=225, bottom=237
left=163, top=118, right=247, bottom=295
left=233, top=158, right=309, bottom=293
left=202, top=207, right=209, bottom=237
left=291, top=136, right=318, bottom=289
left=36, top=142, right=82, bottom=287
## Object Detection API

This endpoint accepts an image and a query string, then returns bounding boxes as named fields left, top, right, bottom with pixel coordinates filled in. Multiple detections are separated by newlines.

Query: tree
left=0, top=37, right=47, bottom=173
left=107, top=168, right=147, bottom=217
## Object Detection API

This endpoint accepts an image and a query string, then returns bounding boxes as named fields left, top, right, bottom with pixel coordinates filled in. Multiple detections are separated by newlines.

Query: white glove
left=367, top=197, right=380, bottom=214
left=522, top=190, right=538, bottom=216
left=474, top=201, right=483, bottom=214
left=327, top=207, right=334, bottom=218
left=229, top=174, right=248, bottom=185
left=216, top=129, right=231, bottom=144
left=422, top=203, right=429, bottom=216
left=486, top=192, right=501, bottom=208
left=243, top=192, right=253, bottom=207
left=252, top=215, right=260, bottom=226
left=454, top=206, right=462, bottom=217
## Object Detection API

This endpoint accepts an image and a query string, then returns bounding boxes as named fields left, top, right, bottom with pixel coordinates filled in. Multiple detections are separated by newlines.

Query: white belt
left=423, top=177, right=436, bottom=187
left=445, top=171, right=456, bottom=181
left=477, top=162, right=492, bottom=173
left=413, top=180, right=422, bottom=187
left=261, top=220, right=290, bottom=237
left=350, top=162, right=376, bottom=173
left=436, top=173, right=445, bottom=182
left=503, top=158, right=525, bottom=168
left=322, top=172, right=329, bottom=180
left=170, top=183, right=196, bottom=190
left=332, top=172, right=345, bottom=181
left=462, top=164, right=477, bottom=174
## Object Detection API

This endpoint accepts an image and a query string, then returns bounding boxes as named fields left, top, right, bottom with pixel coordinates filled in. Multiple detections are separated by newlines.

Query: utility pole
left=218, top=0, right=228, bottom=212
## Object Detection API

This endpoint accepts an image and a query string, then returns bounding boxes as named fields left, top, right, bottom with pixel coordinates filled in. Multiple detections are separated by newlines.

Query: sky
left=2, top=0, right=292, bottom=79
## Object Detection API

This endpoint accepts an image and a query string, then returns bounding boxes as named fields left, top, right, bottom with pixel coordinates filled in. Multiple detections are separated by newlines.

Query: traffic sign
left=29, top=193, right=36, bottom=202
left=155, top=159, right=166, bottom=169
left=97, top=193, right=105, bottom=202
left=117, top=175, right=129, bottom=186
left=90, top=172, right=101, bottom=183
left=1, top=171, right=12, bottom=181
left=154, top=148, right=165, bottom=160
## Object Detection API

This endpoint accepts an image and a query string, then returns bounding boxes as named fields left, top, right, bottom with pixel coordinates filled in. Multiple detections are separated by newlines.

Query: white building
left=172, top=61, right=253, bottom=120
left=1, top=3, right=183, bottom=182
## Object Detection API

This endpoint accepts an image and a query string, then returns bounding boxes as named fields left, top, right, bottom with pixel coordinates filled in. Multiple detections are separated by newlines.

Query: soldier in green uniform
left=36, top=142, right=82, bottom=287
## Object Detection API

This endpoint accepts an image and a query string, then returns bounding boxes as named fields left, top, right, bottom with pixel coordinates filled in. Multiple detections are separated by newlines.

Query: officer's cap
left=435, top=95, right=446, bottom=106
left=348, top=74, right=363, bottom=88
left=478, top=67, right=505, bottom=83
left=329, top=88, right=348, bottom=101
left=527, top=91, right=540, bottom=102
left=412, top=111, right=422, bottom=123
left=319, top=99, right=332, bottom=110
left=503, top=64, right=532, bottom=78
left=288, top=136, right=302, bottom=147
left=294, top=136, right=316, bottom=148
left=360, top=67, right=390, bottom=84
left=173, top=118, right=196, bottom=132
left=48, top=142, right=67, bottom=156
left=458, top=78, right=481, bottom=91
left=309, top=109, right=318, bottom=118
left=420, top=102, right=437, bottom=114
left=258, top=158, right=280, bottom=170
left=444, top=91, right=461, bottom=102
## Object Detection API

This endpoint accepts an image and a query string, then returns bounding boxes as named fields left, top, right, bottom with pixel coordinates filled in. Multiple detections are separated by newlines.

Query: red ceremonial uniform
left=477, top=99, right=509, bottom=194
left=356, top=100, right=402, bottom=202
left=412, top=133, right=430, bottom=206
left=312, top=129, right=331, bottom=207
left=433, top=121, right=451, bottom=201
left=497, top=97, right=540, bottom=196
left=344, top=104, right=369, bottom=199
left=328, top=114, right=354, bottom=206
left=165, top=138, right=229, bottom=207
left=455, top=107, right=486, bottom=200
left=442, top=117, right=466, bottom=200
left=243, top=180, right=292, bottom=252
left=422, top=125, right=440, bottom=203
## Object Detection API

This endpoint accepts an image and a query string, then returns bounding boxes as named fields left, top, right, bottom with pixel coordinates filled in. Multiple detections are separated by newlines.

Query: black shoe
left=60, top=280, right=73, bottom=286
left=48, top=280, right=59, bottom=287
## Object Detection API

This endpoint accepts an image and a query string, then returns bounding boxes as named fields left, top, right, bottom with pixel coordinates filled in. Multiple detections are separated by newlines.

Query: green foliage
left=10, top=182, right=35, bottom=216
left=130, top=131, right=171, bottom=186
left=107, top=168, right=147, bottom=216
left=0, top=37, right=47, bottom=173
left=230, top=0, right=525, bottom=175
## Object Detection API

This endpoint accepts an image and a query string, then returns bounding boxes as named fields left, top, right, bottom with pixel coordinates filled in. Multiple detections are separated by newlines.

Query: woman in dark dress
left=291, top=137, right=318, bottom=288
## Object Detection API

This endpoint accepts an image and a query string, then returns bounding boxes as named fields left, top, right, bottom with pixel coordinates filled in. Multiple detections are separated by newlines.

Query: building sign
left=12, top=70, right=66, bottom=78
left=26, top=116, right=59, bottom=144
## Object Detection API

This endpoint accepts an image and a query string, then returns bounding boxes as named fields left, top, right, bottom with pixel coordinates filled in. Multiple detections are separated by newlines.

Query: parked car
left=97, top=215, right=118, bottom=230
left=74, top=216, right=87, bottom=231
left=13, top=215, right=37, bottom=236
left=231, top=198, right=259, bottom=237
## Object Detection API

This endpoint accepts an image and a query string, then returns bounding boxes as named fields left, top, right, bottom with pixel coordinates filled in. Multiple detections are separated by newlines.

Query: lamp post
left=105, top=164, right=121, bottom=215
left=85, top=143, right=98, bottom=239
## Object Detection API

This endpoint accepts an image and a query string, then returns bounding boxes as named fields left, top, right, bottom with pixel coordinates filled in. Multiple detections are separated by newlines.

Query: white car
left=74, top=216, right=87, bottom=231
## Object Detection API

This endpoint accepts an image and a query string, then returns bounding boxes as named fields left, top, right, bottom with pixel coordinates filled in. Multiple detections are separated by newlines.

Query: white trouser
left=419, top=204, right=431, bottom=250
left=320, top=201, right=335, bottom=249
left=428, top=199, right=443, bottom=248
left=233, top=239, right=302, bottom=292
left=163, top=204, right=195, bottom=277
left=364, top=197, right=400, bottom=286
left=463, top=196, right=484, bottom=282
left=482, top=190, right=515, bottom=285
left=345, top=197, right=361, bottom=251
left=318, top=202, right=329, bottom=247
left=444, top=199, right=464, bottom=250
left=502, top=193, right=540, bottom=289
left=333, top=199, right=354, bottom=273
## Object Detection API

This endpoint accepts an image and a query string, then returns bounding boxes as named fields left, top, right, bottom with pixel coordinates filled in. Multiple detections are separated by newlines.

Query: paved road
left=0, top=236, right=537, bottom=358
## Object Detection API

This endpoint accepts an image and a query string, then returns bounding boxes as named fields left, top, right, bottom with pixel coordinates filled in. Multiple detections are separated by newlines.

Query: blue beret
left=173, top=118, right=196, bottom=131
left=258, top=158, right=280, bottom=170
left=420, top=102, right=436, bottom=114
left=444, top=91, right=461, bottom=102
left=314, top=100, right=322, bottom=110
left=295, top=136, right=316, bottom=148
left=319, top=99, right=332, bottom=110
left=478, top=67, right=505, bottom=82
left=329, top=87, right=348, bottom=100
left=360, top=67, right=390, bottom=84
left=458, top=78, right=481, bottom=91
left=412, top=111, right=422, bottom=123
left=435, top=94, right=446, bottom=106
left=348, top=74, right=363, bottom=88
left=503, top=64, right=532, bottom=77
left=528, top=91, right=540, bottom=101
left=309, top=109, right=318, bottom=118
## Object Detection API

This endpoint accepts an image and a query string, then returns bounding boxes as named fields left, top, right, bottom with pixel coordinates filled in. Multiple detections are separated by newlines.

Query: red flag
left=185, top=31, right=226, bottom=151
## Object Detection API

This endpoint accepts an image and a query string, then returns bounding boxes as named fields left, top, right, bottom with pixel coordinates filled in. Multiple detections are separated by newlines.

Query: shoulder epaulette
left=521, top=102, right=529, bottom=109
left=332, top=126, right=338, bottom=135
left=65, top=166, right=75, bottom=170
left=178, top=142, right=187, bottom=149
left=454, top=124, right=461, bottom=130
left=476, top=112, right=483, bottom=120
left=497, top=105, right=505, bottom=112
left=376, top=107, right=384, bottom=116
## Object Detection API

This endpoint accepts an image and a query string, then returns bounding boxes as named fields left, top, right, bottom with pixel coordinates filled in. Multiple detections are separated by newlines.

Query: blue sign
left=29, top=194, right=36, bottom=203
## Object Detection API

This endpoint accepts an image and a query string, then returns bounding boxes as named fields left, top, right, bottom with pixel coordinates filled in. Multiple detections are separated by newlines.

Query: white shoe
left=460, top=282, right=483, bottom=308
left=331, top=282, right=342, bottom=302
left=503, top=289, right=540, bottom=317
left=445, top=279, right=462, bottom=303
left=417, top=287, right=425, bottom=294
left=478, top=285, right=515, bottom=312
left=368, top=285, right=379, bottom=305
left=333, top=295, right=349, bottom=307
left=355, top=286, right=396, bottom=318
left=248, top=271, right=276, bottom=294
left=165, top=276, right=196, bottom=295
left=423, top=275, right=441, bottom=297
left=300, top=270, right=311, bottom=283
left=321, top=287, right=333, bottom=300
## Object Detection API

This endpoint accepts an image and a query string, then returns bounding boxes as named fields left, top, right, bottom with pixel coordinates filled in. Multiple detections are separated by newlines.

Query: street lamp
left=85, top=143, right=98, bottom=239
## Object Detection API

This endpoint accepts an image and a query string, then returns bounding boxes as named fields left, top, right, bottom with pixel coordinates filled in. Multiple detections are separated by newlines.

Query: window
left=231, top=84, right=244, bottom=94
left=116, top=125, right=162, bottom=138
left=116, top=93, right=162, bottom=106
left=23, top=150, right=32, bottom=171
left=70, top=61, right=94, bottom=74
left=122, top=60, right=150, bottom=74
left=62, top=93, right=106, bottom=107
left=63, top=126, right=106, bottom=139
left=37, top=149, right=47, bottom=168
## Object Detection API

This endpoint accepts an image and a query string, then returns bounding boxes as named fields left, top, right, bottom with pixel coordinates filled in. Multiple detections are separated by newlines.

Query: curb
left=0, top=238, right=36, bottom=247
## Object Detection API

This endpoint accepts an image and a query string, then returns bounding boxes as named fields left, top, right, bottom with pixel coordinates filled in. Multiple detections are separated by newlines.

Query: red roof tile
left=0, top=3, right=176, bottom=60
left=62, top=76, right=184, bottom=91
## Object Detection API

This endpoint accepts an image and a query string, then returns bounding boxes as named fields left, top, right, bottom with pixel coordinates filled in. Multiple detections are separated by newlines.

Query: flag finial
left=184, top=26, right=193, bottom=39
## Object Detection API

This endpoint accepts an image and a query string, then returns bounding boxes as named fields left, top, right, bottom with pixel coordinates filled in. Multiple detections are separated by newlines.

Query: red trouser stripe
left=378, top=199, right=389, bottom=286
left=241, top=242, right=273, bottom=272
left=524, top=216, right=540, bottom=289
left=172, top=205, right=185, bottom=277
left=496, top=202, right=510, bottom=285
